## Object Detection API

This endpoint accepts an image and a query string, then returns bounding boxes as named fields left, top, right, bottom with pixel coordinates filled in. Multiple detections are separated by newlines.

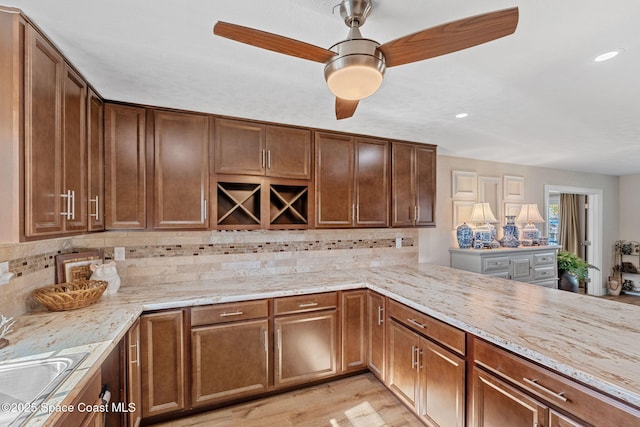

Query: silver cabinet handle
left=60, top=190, right=72, bottom=219
left=352, top=204, right=356, bottom=222
left=261, top=149, right=266, bottom=169
left=263, top=328, right=268, bottom=353
left=275, top=328, right=281, bottom=350
left=90, top=196, right=99, bottom=220
left=267, top=150, right=271, bottom=169
left=298, top=302, right=318, bottom=308
left=130, top=341, right=139, bottom=366
left=411, top=345, right=417, bottom=369
left=70, top=190, right=75, bottom=220
left=414, top=205, right=419, bottom=223
left=203, top=199, right=207, bottom=221
left=407, top=318, right=426, bottom=329
left=219, top=310, right=243, bottom=317
left=377, top=306, right=384, bottom=326
left=523, top=377, right=568, bottom=402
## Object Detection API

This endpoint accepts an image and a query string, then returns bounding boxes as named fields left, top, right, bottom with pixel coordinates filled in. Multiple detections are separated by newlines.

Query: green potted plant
left=557, top=250, right=599, bottom=292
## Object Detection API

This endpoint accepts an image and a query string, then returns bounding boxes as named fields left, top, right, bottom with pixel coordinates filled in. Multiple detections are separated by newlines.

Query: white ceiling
left=5, top=0, right=639, bottom=176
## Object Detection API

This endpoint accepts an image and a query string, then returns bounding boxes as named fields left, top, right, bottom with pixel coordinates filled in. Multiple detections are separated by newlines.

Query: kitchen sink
left=0, top=352, right=87, bottom=426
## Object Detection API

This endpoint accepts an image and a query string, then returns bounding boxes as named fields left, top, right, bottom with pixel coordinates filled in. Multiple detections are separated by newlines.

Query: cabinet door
left=387, top=319, right=420, bottom=411
left=127, top=319, right=142, bottom=427
left=415, top=145, right=436, bottom=226
left=140, top=310, right=186, bottom=418
left=550, top=410, right=586, bottom=427
left=391, top=142, right=416, bottom=227
left=472, top=367, right=548, bottom=427
left=62, top=65, right=87, bottom=232
left=355, top=138, right=389, bottom=227
left=24, top=26, right=64, bottom=236
left=421, top=340, right=465, bottom=427
left=265, top=125, right=311, bottom=179
left=274, top=309, right=338, bottom=387
left=367, top=291, right=385, bottom=380
left=87, top=90, right=105, bottom=231
left=105, top=104, right=146, bottom=229
left=341, top=290, right=367, bottom=372
left=315, top=132, right=354, bottom=227
left=512, top=255, right=533, bottom=281
left=153, top=111, right=209, bottom=229
left=214, top=118, right=265, bottom=176
left=192, top=319, right=269, bottom=406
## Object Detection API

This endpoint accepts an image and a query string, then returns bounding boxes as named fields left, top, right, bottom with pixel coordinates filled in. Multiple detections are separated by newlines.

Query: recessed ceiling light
left=455, top=113, right=468, bottom=118
left=594, top=50, right=622, bottom=62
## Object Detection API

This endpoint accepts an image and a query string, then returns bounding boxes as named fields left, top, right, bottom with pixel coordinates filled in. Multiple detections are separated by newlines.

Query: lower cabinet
left=190, top=300, right=269, bottom=406
left=341, top=289, right=367, bottom=373
left=367, top=290, right=386, bottom=380
left=274, top=293, right=339, bottom=387
left=131, top=293, right=640, bottom=427
left=472, top=337, right=640, bottom=427
left=54, top=370, right=103, bottom=427
left=126, top=319, right=142, bottom=427
left=472, top=367, right=549, bottom=426
left=386, top=299, right=466, bottom=427
left=140, top=310, right=186, bottom=418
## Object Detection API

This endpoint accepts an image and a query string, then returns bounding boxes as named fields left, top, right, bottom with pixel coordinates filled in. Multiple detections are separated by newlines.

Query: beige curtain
left=559, top=194, right=580, bottom=255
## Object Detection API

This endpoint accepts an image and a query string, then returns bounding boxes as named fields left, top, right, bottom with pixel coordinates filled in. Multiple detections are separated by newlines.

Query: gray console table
left=449, top=246, right=561, bottom=288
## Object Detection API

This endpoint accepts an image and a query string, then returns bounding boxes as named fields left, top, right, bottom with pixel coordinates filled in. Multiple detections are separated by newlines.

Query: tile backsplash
left=0, top=228, right=418, bottom=317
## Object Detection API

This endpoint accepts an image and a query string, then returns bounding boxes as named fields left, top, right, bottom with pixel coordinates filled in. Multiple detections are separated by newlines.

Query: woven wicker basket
left=33, top=280, right=108, bottom=312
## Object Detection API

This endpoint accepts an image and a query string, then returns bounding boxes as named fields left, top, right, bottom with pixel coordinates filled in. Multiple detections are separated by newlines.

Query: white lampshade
left=469, top=203, right=498, bottom=225
left=517, top=204, right=544, bottom=225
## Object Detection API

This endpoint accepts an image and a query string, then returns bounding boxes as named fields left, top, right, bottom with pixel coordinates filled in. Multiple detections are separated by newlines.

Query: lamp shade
left=469, top=202, right=498, bottom=224
left=517, top=204, right=544, bottom=224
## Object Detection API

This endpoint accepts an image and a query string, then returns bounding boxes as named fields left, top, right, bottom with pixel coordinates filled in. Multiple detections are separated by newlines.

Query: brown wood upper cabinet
left=315, top=132, right=389, bottom=228
left=105, top=103, right=146, bottom=229
left=214, top=118, right=311, bottom=179
left=24, top=26, right=88, bottom=237
left=153, top=110, right=210, bottom=229
left=87, top=90, right=105, bottom=231
left=391, top=142, right=436, bottom=227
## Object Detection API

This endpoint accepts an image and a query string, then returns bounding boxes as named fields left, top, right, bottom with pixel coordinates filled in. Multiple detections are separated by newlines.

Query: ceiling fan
left=213, top=0, right=518, bottom=120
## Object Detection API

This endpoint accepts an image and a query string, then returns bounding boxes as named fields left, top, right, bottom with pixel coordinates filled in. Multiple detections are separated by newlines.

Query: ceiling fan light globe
left=327, top=65, right=383, bottom=100
left=324, top=51, right=385, bottom=100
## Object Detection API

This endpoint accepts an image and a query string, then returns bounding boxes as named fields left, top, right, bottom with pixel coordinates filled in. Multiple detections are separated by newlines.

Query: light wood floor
left=149, top=373, right=423, bottom=427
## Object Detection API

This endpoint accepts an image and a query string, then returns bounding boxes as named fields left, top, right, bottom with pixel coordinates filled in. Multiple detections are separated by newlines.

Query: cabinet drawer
left=533, top=266, right=556, bottom=281
left=191, top=300, right=268, bottom=326
left=533, top=252, right=556, bottom=266
left=274, top=292, right=337, bottom=315
left=482, top=256, right=510, bottom=273
left=474, top=338, right=640, bottom=426
left=387, top=299, right=465, bottom=356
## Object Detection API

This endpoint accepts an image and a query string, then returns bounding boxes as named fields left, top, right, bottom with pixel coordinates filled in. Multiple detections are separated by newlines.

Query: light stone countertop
left=1, top=264, right=639, bottom=426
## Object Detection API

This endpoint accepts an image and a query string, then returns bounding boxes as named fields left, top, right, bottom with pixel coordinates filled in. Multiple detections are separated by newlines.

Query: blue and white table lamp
left=469, top=202, right=498, bottom=249
left=517, top=204, right=545, bottom=243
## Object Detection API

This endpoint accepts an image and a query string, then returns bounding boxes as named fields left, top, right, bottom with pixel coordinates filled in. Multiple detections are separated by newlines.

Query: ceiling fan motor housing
left=324, top=38, right=386, bottom=100
left=339, top=0, right=372, bottom=28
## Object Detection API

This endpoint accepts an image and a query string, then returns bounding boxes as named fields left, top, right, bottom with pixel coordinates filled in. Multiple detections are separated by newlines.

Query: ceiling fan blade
left=379, top=7, right=519, bottom=67
left=214, top=21, right=337, bottom=64
left=335, top=98, right=359, bottom=120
